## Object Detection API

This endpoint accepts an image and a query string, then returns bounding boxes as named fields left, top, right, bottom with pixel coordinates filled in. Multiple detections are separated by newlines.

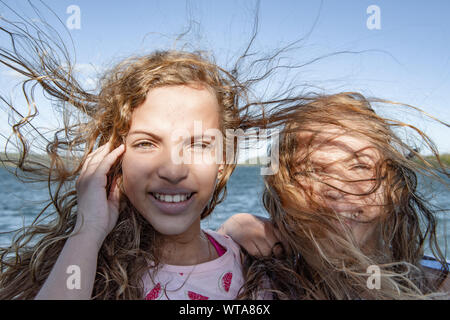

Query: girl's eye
left=350, top=164, right=370, bottom=170
left=134, top=141, right=156, bottom=149
left=191, top=142, right=212, bottom=150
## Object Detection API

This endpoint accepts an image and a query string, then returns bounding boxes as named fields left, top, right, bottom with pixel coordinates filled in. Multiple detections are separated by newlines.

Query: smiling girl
left=0, top=21, right=254, bottom=298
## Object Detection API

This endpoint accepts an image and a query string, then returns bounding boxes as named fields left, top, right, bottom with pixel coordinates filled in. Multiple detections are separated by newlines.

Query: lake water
left=0, top=166, right=448, bottom=258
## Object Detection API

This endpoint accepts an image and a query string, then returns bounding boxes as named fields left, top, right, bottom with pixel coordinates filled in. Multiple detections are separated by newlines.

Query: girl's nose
left=156, top=150, right=189, bottom=185
left=323, top=188, right=345, bottom=201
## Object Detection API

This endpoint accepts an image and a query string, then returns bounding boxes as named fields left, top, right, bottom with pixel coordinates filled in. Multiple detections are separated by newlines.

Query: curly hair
left=0, top=21, right=254, bottom=299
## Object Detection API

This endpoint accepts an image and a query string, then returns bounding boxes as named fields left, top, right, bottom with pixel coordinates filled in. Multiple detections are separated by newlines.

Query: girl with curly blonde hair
left=0, top=15, right=269, bottom=299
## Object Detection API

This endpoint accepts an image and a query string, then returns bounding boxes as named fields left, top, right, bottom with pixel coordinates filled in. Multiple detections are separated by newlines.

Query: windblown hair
left=239, top=92, right=449, bottom=299
left=0, top=15, right=266, bottom=299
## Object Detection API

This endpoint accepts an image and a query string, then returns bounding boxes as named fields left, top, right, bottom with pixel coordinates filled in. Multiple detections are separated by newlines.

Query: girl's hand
left=74, top=142, right=125, bottom=241
left=217, top=213, right=285, bottom=257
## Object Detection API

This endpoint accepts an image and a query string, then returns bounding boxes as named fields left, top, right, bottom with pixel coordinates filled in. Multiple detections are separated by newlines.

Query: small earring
left=216, top=170, right=222, bottom=183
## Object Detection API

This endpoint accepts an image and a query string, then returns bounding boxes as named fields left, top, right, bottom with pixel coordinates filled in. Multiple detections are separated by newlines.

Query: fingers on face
left=262, top=220, right=280, bottom=246
left=273, top=228, right=282, bottom=242
left=260, top=225, right=288, bottom=258
left=78, top=143, right=125, bottom=188
left=95, top=144, right=125, bottom=176
left=81, top=142, right=111, bottom=173
left=247, top=239, right=273, bottom=257
left=83, top=143, right=124, bottom=173
left=248, top=242, right=266, bottom=257
left=271, top=242, right=286, bottom=258
left=108, top=176, right=122, bottom=208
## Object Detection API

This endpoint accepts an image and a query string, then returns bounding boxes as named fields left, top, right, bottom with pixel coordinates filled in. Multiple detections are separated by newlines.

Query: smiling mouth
left=337, top=210, right=363, bottom=220
left=150, top=192, right=195, bottom=203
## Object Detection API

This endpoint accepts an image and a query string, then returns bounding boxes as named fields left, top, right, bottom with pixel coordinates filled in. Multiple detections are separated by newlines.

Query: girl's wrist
left=70, top=225, right=108, bottom=251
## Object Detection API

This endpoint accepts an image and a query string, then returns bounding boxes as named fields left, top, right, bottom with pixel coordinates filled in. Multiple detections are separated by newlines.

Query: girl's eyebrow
left=128, top=131, right=216, bottom=141
left=354, top=154, right=373, bottom=161
left=128, top=130, right=162, bottom=141
left=191, top=134, right=217, bottom=140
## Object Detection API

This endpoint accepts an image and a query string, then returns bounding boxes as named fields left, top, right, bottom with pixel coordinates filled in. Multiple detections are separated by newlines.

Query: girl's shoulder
left=421, top=255, right=450, bottom=294
left=203, top=229, right=242, bottom=259
left=421, top=255, right=450, bottom=271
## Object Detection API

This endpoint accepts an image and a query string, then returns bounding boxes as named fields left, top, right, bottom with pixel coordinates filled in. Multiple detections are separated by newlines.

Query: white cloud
left=1, top=69, right=27, bottom=81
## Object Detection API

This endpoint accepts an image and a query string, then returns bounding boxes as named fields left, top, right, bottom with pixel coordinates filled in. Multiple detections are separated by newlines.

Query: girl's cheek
left=192, top=163, right=219, bottom=188
left=122, top=154, right=152, bottom=184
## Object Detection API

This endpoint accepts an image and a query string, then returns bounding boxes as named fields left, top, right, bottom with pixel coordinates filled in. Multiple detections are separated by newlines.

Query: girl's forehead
left=127, top=85, right=221, bottom=135
left=295, top=124, right=381, bottom=161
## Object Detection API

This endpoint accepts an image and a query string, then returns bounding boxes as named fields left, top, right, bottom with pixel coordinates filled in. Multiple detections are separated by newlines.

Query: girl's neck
left=159, top=223, right=218, bottom=266
left=360, top=225, right=383, bottom=255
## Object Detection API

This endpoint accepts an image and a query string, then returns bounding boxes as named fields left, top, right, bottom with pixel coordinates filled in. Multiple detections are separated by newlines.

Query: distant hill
left=418, top=153, right=450, bottom=168
left=2, top=152, right=448, bottom=168
left=0, top=152, right=77, bottom=168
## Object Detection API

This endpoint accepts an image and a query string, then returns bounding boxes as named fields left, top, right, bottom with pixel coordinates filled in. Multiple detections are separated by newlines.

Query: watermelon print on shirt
left=143, top=230, right=244, bottom=300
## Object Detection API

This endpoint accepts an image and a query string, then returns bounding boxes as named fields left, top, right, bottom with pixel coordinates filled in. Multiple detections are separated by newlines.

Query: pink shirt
left=142, top=230, right=244, bottom=300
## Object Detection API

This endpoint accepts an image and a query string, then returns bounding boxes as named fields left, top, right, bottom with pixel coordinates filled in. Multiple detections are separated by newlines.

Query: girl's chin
left=138, top=208, right=203, bottom=237
left=334, top=220, right=377, bottom=245
left=148, top=219, right=196, bottom=237
left=353, top=226, right=378, bottom=248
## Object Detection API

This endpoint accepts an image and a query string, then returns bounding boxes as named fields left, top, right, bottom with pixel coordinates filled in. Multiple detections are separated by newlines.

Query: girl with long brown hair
left=221, top=92, right=450, bottom=299
left=0, top=11, right=274, bottom=299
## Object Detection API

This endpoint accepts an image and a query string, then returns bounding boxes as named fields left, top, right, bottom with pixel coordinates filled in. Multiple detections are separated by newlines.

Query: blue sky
left=0, top=0, right=449, bottom=155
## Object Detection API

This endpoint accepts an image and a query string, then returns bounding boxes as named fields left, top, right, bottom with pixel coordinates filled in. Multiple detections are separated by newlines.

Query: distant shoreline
left=417, top=154, right=450, bottom=168
left=0, top=153, right=266, bottom=169
left=0, top=161, right=264, bottom=168
left=2, top=153, right=449, bottom=169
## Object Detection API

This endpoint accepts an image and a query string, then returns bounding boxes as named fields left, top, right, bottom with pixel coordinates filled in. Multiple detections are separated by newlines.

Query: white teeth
left=153, top=193, right=191, bottom=203
left=339, top=211, right=361, bottom=219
